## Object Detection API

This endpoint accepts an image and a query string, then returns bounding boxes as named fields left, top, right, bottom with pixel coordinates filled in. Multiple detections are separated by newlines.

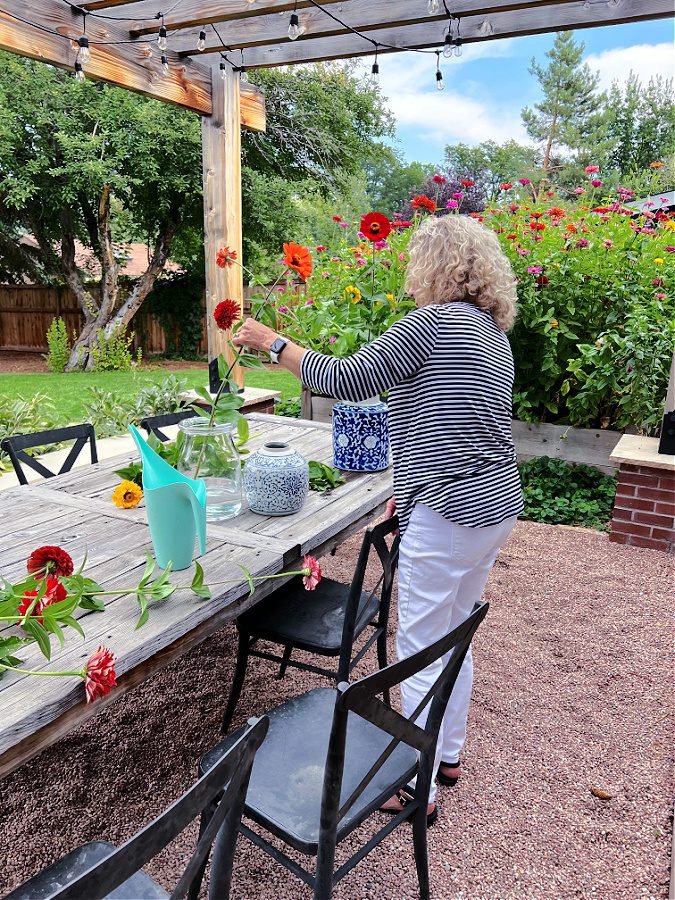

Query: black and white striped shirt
left=300, top=301, right=523, bottom=534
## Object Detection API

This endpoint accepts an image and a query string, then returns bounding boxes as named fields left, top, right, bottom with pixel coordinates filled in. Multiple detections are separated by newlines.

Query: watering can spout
left=129, top=425, right=207, bottom=568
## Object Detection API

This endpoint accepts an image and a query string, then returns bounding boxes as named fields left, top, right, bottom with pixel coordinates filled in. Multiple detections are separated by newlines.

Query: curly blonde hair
left=404, top=215, right=517, bottom=331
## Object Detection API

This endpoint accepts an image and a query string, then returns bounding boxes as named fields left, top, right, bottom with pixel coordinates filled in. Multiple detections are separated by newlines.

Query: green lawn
left=0, top=365, right=301, bottom=426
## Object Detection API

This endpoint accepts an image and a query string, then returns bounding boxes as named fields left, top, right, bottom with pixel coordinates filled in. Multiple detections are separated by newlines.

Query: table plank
left=0, top=414, right=393, bottom=778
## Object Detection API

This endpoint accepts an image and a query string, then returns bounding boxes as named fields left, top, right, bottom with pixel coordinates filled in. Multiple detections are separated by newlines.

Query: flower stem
left=0, top=662, right=84, bottom=678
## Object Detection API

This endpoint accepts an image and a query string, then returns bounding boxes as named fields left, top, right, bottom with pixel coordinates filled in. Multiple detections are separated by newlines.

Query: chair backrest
left=45, top=716, right=269, bottom=900
left=338, top=516, right=400, bottom=664
left=323, top=602, right=488, bottom=832
left=140, top=409, right=194, bottom=443
left=0, top=424, right=97, bottom=485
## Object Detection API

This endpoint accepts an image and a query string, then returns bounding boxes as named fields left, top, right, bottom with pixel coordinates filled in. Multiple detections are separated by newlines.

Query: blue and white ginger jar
left=332, top=401, right=390, bottom=472
left=243, top=441, right=309, bottom=516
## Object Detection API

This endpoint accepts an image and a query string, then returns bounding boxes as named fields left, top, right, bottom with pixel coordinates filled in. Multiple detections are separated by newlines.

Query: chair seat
left=237, top=576, right=380, bottom=654
left=4, top=842, right=169, bottom=900
left=200, top=687, right=418, bottom=855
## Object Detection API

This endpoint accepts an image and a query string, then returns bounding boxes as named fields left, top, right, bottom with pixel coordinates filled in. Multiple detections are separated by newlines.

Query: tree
left=604, top=74, right=675, bottom=178
left=443, top=140, right=539, bottom=199
left=399, top=173, right=486, bottom=219
left=521, top=31, right=608, bottom=188
left=364, top=147, right=433, bottom=216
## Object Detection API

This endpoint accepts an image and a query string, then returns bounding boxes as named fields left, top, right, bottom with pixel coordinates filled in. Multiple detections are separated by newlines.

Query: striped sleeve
left=300, top=305, right=439, bottom=402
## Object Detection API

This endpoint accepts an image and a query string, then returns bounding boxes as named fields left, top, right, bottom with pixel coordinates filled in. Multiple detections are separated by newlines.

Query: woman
left=234, top=214, right=523, bottom=821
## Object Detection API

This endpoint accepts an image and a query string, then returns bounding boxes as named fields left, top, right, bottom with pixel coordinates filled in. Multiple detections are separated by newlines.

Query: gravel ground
left=0, top=520, right=672, bottom=900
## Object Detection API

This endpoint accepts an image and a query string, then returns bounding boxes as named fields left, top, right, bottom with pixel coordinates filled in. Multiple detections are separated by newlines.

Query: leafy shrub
left=44, top=317, right=71, bottom=373
left=274, top=396, right=301, bottom=418
left=91, top=326, right=141, bottom=372
left=83, top=376, right=189, bottom=437
left=133, top=375, right=187, bottom=418
left=0, top=394, right=56, bottom=471
left=519, top=456, right=617, bottom=530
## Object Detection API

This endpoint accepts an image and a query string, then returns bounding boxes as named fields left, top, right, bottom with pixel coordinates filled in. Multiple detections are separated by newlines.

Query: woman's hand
left=384, top=497, right=399, bottom=535
left=233, top=318, right=279, bottom=352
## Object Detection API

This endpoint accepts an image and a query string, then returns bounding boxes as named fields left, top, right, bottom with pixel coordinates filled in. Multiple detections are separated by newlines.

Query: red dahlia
left=26, top=545, right=74, bottom=578
left=411, top=195, right=436, bottom=213
left=460, top=179, right=475, bottom=187
left=433, top=174, right=446, bottom=184
left=216, top=246, right=237, bottom=269
left=360, top=212, right=392, bottom=243
left=19, top=576, right=67, bottom=624
left=213, top=299, right=240, bottom=331
left=84, top=645, right=118, bottom=703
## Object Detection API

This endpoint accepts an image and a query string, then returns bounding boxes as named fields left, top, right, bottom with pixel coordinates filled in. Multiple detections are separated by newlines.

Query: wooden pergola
left=0, top=0, right=673, bottom=384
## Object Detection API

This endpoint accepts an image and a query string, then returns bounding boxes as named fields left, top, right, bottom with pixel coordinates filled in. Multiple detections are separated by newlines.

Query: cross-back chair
left=220, top=516, right=400, bottom=734
left=4, top=716, right=268, bottom=900
left=140, top=409, right=195, bottom=443
left=197, top=602, right=489, bottom=900
left=0, top=424, right=97, bottom=485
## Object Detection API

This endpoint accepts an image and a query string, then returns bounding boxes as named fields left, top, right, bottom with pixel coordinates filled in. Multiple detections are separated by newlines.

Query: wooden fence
left=0, top=283, right=292, bottom=357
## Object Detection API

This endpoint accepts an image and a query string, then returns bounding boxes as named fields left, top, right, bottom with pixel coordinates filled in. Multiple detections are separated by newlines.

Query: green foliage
left=365, top=147, right=433, bottom=216
left=84, top=374, right=188, bottom=437
left=519, top=457, right=617, bottom=530
left=274, top=396, right=302, bottom=418
left=44, top=318, right=71, bottom=374
left=145, top=273, right=205, bottom=360
left=90, top=327, right=139, bottom=372
left=0, top=394, right=56, bottom=471
left=134, top=375, right=187, bottom=417
left=443, top=140, right=539, bottom=200
left=481, top=170, right=675, bottom=432
left=308, top=461, right=346, bottom=492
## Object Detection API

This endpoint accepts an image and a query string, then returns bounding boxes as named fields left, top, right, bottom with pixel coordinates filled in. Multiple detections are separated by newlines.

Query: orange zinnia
left=283, top=242, right=313, bottom=281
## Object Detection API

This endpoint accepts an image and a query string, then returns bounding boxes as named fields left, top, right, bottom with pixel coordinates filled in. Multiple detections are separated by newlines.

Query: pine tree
left=521, top=31, right=608, bottom=183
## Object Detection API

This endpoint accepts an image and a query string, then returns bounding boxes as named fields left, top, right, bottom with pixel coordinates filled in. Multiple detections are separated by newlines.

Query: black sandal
left=437, top=760, right=460, bottom=787
left=380, top=789, right=438, bottom=828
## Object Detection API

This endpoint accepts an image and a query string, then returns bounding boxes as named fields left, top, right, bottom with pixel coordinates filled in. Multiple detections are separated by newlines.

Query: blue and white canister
left=243, top=441, right=309, bottom=516
left=332, top=400, right=390, bottom=472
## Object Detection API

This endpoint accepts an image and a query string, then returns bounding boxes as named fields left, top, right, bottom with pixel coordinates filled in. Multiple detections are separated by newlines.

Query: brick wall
left=609, top=463, right=675, bottom=553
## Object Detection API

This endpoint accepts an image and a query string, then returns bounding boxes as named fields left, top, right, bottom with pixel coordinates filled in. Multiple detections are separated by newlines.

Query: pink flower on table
left=585, top=165, right=600, bottom=173
left=574, top=187, right=586, bottom=195
left=328, top=336, right=337, bottom=344
left=519, top=178, right=531, bottom=185
left=446, top=200, right=459, bottom=209
left=302, top=555, right=322, bottom=590
left=591, top=180, right=603, bottom=188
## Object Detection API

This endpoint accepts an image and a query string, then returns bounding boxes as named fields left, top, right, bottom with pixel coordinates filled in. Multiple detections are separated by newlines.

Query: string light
left=435, top=51, right=444, bottom=91
left=197, top=27, right=207, bottom=51
left=161, top=53, right=170, bottom=75
left=288, top=10, right=302, bottom=41
left=479, top=18, right=494, bottom=37
left=74, top=60, right=85, bottom=82
left=219, top=59, right=227, bottom=80
left=157, top=15, right=167, bottom=51
left=369, top=45, right=379, bottom=86
left=453, top=18, right=463, bottom=57
left=427, top=0, right=441, bottom=12
left=77, top=35, right=91, bottom=62
left=443, top=29, right=453, bottom=58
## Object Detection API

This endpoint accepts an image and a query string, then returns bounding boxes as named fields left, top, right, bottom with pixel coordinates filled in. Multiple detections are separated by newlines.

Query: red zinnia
left=433, top=174, right=446, bottom=184
left=500, top=183, right=513, bottom=191
left=302, top=555, right=322, bottom=591
left=411, top=195, right=436, bottom=213
left=283, top=242, right=313, bottom=281
left=26, top=546, right=74, bottom=578
left=529, top=221, right=546, bottom=231
left=19, top=576, right=67, bottom=624
left=548, top=207, right=565, bottom=218
left=361, top=212, right=392, bottom=243
left=460, top=179, right=475, bottom=187
left=84, top=645, right=117, bottom=703
left=216, top=246, right=237, bottom=269
left=530, top=211, right=543, bottom=219
left=332, top=215, right=342, bottom=222
left=213, top=299, right=240, bottom=331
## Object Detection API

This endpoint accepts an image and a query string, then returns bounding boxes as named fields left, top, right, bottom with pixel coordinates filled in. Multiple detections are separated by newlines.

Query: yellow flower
left=112, top=480, right=143, bottom=509
left=385, top=293, right=395, bottom=302
left=374, top=301, right=383, bottom=309
left=344, top=285, right=362, bottom=303
left=550, top=319, right=559, bottom=328
left=654, top=258, right=664, bottom=265
left=663, top=220, right=675, bottom=231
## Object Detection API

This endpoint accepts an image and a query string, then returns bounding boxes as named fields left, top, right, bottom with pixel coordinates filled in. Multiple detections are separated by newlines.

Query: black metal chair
left=0, top=424, right=97, bottom=486
left=196, top=602, right=488, bottom=900
left=220, top=516, right=400, bottom=734
left=140, top=410, right=195, bottom=443
left=3, top=716, right=268, bottom=900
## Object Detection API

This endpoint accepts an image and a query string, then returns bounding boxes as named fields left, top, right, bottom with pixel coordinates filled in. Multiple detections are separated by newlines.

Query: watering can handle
left=185, top=483, right=207, bottom=555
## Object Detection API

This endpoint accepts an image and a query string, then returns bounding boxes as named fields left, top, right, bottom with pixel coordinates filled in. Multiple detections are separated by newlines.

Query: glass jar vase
left=177, top=417, right=242, bottom=521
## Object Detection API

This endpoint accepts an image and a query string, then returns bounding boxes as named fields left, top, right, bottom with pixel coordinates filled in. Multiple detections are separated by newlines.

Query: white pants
left=397, top=504, right=517, bottom=802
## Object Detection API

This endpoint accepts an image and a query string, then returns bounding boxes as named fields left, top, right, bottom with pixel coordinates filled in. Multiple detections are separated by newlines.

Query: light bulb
left=453, top=41, right=463, bottom=58
left=78, top=36, right=91, bottom=63
left=239, top=66, right=248, bottom=82
left=197, top=28, right=206, bottom=51
left=582, top=0, right=591, bottom=7
left=74, top=61, right=85, bottom=83
left=427, top=0, right=440, bottom=12
left=443, top=33, right=453, bottom=58
left=157, top=24, right=167, bottom=51
left=369, top=61, right=379, bottom=86
left=436, top=70, right=444, bottom=91
left=479, top=18, right=494, bottom=36
left=220, top=61, right=227, bottom=80
left=161, top=54, right=170, bottom=76
left=288, top=13, right=301, bottom=40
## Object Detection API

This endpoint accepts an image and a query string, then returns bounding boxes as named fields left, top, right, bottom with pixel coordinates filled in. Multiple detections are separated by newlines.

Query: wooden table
left=0, top=414, right=393, bottom=779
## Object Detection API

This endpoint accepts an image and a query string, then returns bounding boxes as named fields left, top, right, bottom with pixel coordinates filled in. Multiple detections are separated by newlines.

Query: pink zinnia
left=527, top=265, right=542, bottom=274
left=585, top=165, right=600, bottom=174
left=278, top=305, right=289, bottom=313
left=517, top=248, right=531, bottom=256
left=316, top=245, right=327, bottom=252
left=302, top=555, right=322, bottom=590
left=655, top=293, right=667, bottom=299
left=452, top=192, right=463, bottom=199
left=398, top=253, right=406, bottom=262
left=84, top=645, right=117, bottom=703
left=574, top=187, right=586, bottom=195
left=446, top=200, right=459, bottom=209
left=305, top=299, right=314, bottom=306
left=591, top=180, right=603, bottom=188
left=328, top=336, right=337, bottom=343
left=340, top=222, right=349, bottom=229
left=519, top=178, right=531, bottom=185
left=603, top=240, right=614, bottom=249
left=665, top=246, right=675, bottom=252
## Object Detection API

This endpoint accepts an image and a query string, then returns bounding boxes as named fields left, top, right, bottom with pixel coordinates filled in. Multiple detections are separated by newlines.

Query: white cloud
left=585, top=43, right=675, bottom=92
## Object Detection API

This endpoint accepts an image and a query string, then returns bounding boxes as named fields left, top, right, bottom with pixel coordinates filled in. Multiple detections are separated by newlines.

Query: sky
left=370, top=19, right=675, bottom=164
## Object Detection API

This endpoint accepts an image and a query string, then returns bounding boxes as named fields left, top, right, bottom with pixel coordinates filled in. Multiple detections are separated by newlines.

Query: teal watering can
left=129, top=425, right=207, bottom=571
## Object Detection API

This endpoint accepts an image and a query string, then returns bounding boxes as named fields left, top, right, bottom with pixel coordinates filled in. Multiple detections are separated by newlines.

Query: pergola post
left=202, top=64, right=244, bottom=393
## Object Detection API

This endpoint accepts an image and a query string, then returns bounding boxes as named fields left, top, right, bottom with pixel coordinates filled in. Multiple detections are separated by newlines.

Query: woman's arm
left=233, top=306, right=439, bottom=401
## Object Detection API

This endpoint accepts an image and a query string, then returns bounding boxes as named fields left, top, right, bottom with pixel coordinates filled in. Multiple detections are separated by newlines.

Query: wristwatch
left=269, top=336, right=290, bottom=364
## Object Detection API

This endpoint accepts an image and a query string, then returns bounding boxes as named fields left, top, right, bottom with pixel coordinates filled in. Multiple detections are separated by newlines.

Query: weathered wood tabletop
left=0, top=413, right=393, bottom=779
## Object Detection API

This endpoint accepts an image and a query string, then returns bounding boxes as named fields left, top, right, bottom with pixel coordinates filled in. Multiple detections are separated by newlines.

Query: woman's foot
left=380, top=790, right=437, bottom=826
left=437, top=760, right=460, bottom=787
